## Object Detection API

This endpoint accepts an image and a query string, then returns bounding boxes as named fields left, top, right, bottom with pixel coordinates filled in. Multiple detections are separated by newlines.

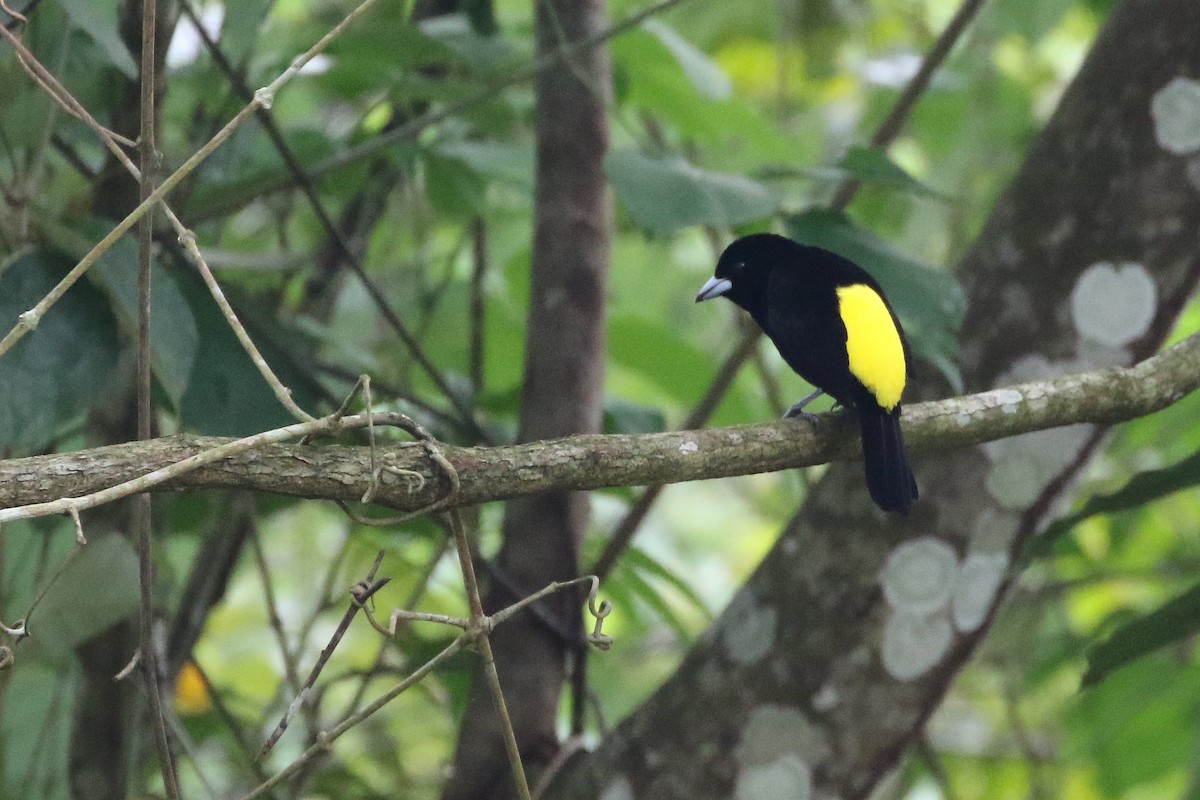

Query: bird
left=696, top=232, right=918, bottom=514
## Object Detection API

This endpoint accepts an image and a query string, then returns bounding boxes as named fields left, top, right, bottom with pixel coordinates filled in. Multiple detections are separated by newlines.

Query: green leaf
left=615, top=557, right=695, bottom=641
left=836, top=146, right=944, bottom=198
left=1069, top=657, right=1200, bottom=796
left=608, top=314, right=720, bottom=405
left=30, top=535, right=140, bottom=661
left=220, top=0, right=274, bottom=66
left=603, top=398, right=666, bottom=435
left=0, top=250, right=120, bottom=451
left=606, top=150, right=778, bottom=236
left=72, top=226, right=199, bottom=410
left=622, top=546, right=711, bottom=619
left=1083, top=582, right=1200, bottom=686
left=611, top=28, right=794, bottom=156
left=642, top=19, right=732, bottom=100
left=432, top=140, right=535, bottom=188
left=0, top=662, right=73, bottom=800
left=57, top=0, right=137, bottom=77
left=184, top=127, right=342, bottom=222
left=423, top=151, right=488, bottom=217
left=417, top=14, right=517, bottom=72
left=1029, top=450, right=1200, bottom=558
left=176, top=267, right=323, bottom=436
left=784, top=210, right=965, bottom=388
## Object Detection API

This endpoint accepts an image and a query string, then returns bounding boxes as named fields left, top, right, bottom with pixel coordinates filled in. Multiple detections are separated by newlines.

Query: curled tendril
left=583, top=577, right=613, bottom=651
left=0, top=617, right=27, bottom=639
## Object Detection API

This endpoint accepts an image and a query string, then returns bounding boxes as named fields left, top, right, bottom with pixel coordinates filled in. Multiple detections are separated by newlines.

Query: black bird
left=696, top=232, right=918, bottom=514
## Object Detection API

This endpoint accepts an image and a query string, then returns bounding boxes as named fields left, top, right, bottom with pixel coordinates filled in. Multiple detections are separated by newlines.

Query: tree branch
left=2, top=331, right=1196, bottom=519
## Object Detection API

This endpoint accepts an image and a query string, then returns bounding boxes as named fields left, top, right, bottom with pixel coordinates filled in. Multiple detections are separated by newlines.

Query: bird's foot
left=782, top=408, right=821, bottom=425
left=783, top=389, right=825, bottom=420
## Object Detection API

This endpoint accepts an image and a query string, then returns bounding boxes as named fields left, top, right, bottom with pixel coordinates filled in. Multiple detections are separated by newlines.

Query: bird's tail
left=857, top=401, right=918, bottom=514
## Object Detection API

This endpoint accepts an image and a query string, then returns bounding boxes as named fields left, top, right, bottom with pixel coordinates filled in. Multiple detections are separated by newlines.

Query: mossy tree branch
left=2, top=330, right=1197, bottom=521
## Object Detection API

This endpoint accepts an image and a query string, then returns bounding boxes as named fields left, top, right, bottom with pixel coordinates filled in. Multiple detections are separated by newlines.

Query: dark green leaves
left=606, top=150, right=777, bottom=236
left=1083, top=581, right=1200, bottom=686
left=835, top=146, right=944, bottom=198
left=176, top=267, right=324, bottom=437
left=785, top=209, right=965, bottom=387
left=1036, top=449, right=1200, bottom=555
left=58, top=0, right=136, bottom=77
left=88, top=237, right=199, bottom=410
left=28, top=535, right=140, bottom=661
left=0, top=251, right=120, bottom=451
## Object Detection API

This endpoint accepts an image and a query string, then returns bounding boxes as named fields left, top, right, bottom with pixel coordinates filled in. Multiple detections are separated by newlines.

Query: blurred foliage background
left=3, top=0, right=1200, bottom=797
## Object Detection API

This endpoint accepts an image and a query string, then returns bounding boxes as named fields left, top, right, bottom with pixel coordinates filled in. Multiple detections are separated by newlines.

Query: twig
left=250, top=530, right=307, bottom=705
left=238, top=633, right=469, bottom=800
left=470, top=217, right=488, bottom=397
left=257, top=553, right=390, bottom=759
left=339, top=536, right=449, bottom=718
left=0, top=410, right=426, bottom=523
left=914, top=737, right=961, bottom=800
left=446, top=507, right=532, bottom=800
left=191, top=659, right=276, bottom=789
left=134, top=0, right=181, bottom=792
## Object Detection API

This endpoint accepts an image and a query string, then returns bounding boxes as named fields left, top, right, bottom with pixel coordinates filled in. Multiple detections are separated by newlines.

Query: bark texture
left=441, top=0, right=613, bottom=796
left=3, top=340, right=1198, bottom=519
left=544, top=1, right=1200, bottom=798
left=71, top=3, right=176, bottom=797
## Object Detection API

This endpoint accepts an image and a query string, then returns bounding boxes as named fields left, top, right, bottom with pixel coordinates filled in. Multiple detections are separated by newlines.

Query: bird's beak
left=695, top=276, right=733, bottom=302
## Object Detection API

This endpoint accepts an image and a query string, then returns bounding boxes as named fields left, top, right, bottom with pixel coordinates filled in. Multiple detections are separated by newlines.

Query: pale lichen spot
left=985, top=453, right=1045, bottom=509
left=880, top=537, right=958, bottom=615
left=736, top=705, right=831, bottom=767
left=996, top=234, right=1022, bottom=266
left=543, top=286, right=568, bottom=310
left=1043, top=215, right=1076, bottom=247
left=882, top=609, right=953, bottom=681
left=735, top=756, right=812, bottom=800
left=1151, top=77, right=1200, bottom=154
left=985, top=424, right=1095, bottom=508
left=721, top=594, right=778, bottom=666
left=952, top=553, right=1009, bottom=632
left=991, top=387, right=1023, bottom=408
left=1070, top=262, right=1157, bottom=348
left=679, top=439, right=699, bottom=455
left=970, top=508, right=1020, bottom=554
left=812, top=683, right=839, bottom=712
left=599, top=777, right=634, bottom=800
left=1187, top=156, right=1200, bottom=192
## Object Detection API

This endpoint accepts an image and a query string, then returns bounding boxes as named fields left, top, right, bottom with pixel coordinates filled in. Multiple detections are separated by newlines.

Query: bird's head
left=695, top=233, right=799, bottom=318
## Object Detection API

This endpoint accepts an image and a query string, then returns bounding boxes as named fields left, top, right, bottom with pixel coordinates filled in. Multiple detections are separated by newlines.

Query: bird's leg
left=783, top=388, right=825, bottom=420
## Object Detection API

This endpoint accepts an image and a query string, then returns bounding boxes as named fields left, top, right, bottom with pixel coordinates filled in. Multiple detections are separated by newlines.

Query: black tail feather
left=857, top=401, right=917, bottom=514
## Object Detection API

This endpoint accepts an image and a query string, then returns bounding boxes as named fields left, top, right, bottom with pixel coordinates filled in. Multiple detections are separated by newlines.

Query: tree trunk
left=441, top=0, right=612, bottom=797
left=545, top=0, right=1200, bottom=797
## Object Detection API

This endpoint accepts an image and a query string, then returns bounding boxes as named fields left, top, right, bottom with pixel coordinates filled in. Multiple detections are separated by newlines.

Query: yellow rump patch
left=836, top=284, right=906, bottom=410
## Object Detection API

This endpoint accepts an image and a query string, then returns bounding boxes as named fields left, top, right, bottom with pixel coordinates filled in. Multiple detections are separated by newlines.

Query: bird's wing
left=764, top=268, right=855, bottom=404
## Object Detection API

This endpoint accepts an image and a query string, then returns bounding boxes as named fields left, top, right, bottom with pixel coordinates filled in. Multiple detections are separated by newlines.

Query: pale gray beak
left=695, top=276, right=733, bottom=302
